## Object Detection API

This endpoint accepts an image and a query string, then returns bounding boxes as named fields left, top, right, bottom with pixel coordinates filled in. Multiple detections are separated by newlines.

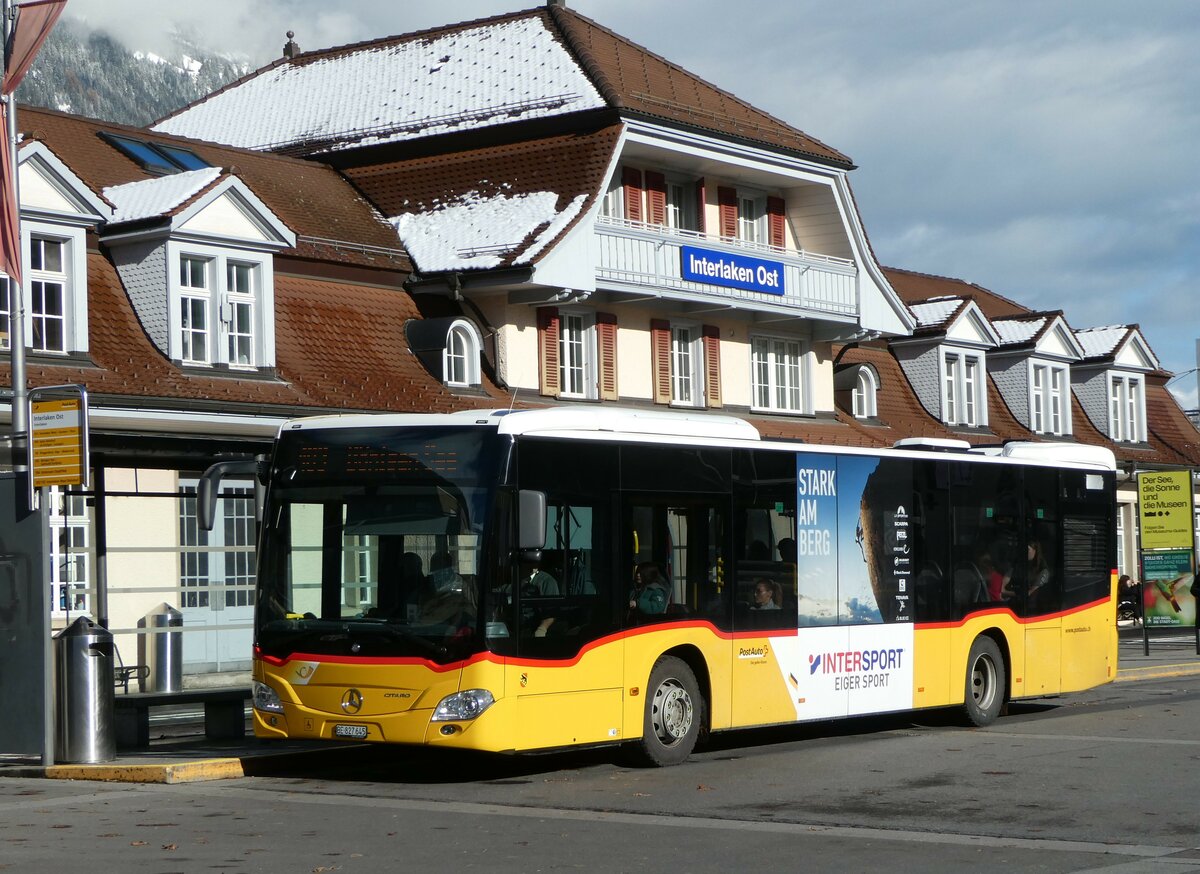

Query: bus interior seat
left=952, top=562, right=988, bottom=607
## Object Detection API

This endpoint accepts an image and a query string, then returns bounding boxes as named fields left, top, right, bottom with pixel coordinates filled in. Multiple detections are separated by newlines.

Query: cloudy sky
left=66, top=0, right=1200, bottom=409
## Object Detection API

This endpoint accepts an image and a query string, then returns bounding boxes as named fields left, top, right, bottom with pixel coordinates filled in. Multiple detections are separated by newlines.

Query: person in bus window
left=1026, top=540, right=1050, bottom=601
left=629, top=562, right=669, bottom=616
left=751, top=578, right=781, bottom=610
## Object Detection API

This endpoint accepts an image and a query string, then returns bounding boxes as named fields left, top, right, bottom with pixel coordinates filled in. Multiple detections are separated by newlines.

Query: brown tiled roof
left=1, top=255, right=503, bottom=415
left=344, top=124, right=621, bottom=271
left=546, top=6, right=852, bottom=167
left=883, top=267, right=1029, bottom=321
left=19, top=106, right=409, bottom=272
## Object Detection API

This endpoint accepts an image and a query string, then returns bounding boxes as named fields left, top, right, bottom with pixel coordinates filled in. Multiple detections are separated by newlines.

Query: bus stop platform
left=2, top=631, right=1198, bottom=785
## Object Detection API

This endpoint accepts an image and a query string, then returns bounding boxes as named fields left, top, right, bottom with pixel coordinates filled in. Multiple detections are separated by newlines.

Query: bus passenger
left=1026, top=540, right=1050, bottom=597
left=751, top=578, right=781, bottom=610
left=629, top=562, right=669, bottom=616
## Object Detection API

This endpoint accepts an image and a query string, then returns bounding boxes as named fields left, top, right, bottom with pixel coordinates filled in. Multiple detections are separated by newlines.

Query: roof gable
left=17, top=141, right=111, bottom=224
left=1075, top=325, right=1159, bottom=370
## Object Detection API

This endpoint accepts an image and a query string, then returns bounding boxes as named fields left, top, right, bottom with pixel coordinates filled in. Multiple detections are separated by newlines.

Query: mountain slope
left=15, top=18, right=250, bottom=128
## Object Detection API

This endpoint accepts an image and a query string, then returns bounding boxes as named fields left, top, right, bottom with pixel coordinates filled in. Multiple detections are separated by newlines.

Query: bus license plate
left=334, top=724, right=368, bottom=739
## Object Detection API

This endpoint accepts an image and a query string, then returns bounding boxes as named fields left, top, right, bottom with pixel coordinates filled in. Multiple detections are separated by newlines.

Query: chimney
left=283, top=31, right=300, bottom=60
left=547, top=0, right=566, bottom=7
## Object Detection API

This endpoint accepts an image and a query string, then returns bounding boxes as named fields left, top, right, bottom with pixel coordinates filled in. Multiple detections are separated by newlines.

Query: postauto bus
left=201, top=406, right=1117, bottom=765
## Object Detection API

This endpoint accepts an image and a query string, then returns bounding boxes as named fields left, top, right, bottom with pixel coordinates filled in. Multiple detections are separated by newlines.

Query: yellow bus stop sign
left=1137, top=469, right=1195, bottom=551
left=30, top=395, right=86, bottom=489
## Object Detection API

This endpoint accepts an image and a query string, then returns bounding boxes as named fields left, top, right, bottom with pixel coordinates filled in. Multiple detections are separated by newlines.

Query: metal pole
left=2, top=0, right=28, bottom=447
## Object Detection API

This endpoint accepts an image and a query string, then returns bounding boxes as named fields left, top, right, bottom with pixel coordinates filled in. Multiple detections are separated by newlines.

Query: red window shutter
left=597, top=312, right=619, bottom=401
left=703, top=325, right=722, bottom=409
left=537, top=306, right=560, bottom=397
left=645, top=171, right=667, bottom=225
left=717, top=186, right=738, bottom=238
left=695, top=178, right=706, bottom=233
left=767, top=196, right=786, bottom=248
left=622, top=167, right=644, bottom=223
left=650, top=319, right=671, bottom=405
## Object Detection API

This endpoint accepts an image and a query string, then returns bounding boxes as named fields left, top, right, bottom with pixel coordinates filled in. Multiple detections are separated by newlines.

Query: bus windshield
left=255, top=425, right=508, bottom=663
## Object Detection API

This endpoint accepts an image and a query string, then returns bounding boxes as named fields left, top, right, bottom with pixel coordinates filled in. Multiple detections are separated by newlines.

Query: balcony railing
left=595, top=216, right=858, bottom=317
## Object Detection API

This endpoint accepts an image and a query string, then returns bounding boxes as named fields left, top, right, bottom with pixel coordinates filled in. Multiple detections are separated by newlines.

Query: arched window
left=852, top=366, right=878, bottom=419
left=442, top=319, right=482, bottom=387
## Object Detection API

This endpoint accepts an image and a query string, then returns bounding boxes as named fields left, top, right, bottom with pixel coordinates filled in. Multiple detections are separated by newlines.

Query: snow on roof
left=909, top=297, right=963, bottom=328
left=1074, top=325, right=1128, bottom=358
left=992, top=316, right=1046, bottom=345
left=393, top=189, right=572, bottom=272
left=102, top=167, right=222, bottom=224
left=154, top=17, right=606, bottom=153
left=515, top=194, right=587, bottom=265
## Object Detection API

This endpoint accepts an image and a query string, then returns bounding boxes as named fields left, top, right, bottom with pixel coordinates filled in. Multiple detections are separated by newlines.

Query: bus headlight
left=253, top=681, right=285, bottom=714
left=431, top=689, right=495, bottom=722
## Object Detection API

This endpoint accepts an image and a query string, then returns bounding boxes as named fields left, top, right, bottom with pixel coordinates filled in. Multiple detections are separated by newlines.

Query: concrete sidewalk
left=4, top=630, right=1199, bottom=785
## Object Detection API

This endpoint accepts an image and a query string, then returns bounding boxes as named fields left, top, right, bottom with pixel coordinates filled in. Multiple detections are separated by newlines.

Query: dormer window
left=943, top=349, right=985, bottom=427
left=442, top=319, right=482, bottom=387
left=1108, top=372, right=1145, bottom=442
left=29, top=235, right=67, bottom=353
left=169, top=243, right=272, bottom=370
left=1031, top=362, right=1070, bottom=436
left=852, top=367, right=878, bottom=419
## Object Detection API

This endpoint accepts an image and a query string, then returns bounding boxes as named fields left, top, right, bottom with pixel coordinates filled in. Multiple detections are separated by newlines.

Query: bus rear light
left=432, top=689, right=495, bottom=722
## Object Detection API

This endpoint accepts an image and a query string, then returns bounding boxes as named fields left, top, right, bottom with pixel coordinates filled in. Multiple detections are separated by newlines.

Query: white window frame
left=180, top=254, right=211, bottom=364
left=669, top=322, right=704, bottom=407
left=751, top=335, right=809, bottom=414
left=665, top=175, right=698, bottom=232
left=942, top=348, right=986, bottom=427
left=600, top=175, right=624, bottom=221
left=737, top=190, right=766, bottom=244
left=442, top=318, right=483, bottom=388
left=28, top=235, right=68, bottom=353
left=852, top=367, right=878, bottom=419
left=1030, top=361, right=1070, bottom=436
left=1108, top=372, right=1145, bottom=442
left=15, top=220, right=89, bottom=355
left=558, top=309, right=597, bottom=400
left=0, top=277, right=9, bottom=350
left=225, top=260, right=257, bottom=369
left=48, top=487, right=90, bottom=618
left=168, top=240, right=275, bottom=370
left=180, top=478, right=257, bottom=611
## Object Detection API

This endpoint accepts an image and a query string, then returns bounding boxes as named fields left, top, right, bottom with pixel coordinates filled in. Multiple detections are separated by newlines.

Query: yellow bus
left=209, top=407, right=1117, bottom=765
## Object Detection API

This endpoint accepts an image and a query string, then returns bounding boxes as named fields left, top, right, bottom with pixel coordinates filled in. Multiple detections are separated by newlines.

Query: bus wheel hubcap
left=652, top=678, right=693, bottom=744
left=971, top=656, right=996, bottom=709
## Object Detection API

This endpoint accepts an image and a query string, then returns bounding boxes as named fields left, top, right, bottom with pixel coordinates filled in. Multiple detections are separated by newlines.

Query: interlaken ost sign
left=680, top=245, right=785, bottom=296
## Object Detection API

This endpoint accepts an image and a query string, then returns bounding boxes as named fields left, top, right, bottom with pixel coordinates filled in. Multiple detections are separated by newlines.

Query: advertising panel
left=1137, top=470, right=1194, bottom=551
left=1141, top=549, right=1196, bottom=627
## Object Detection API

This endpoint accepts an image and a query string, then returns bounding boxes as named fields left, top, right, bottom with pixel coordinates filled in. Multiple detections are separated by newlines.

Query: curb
left=1115, top=662, right=1200, bottom=683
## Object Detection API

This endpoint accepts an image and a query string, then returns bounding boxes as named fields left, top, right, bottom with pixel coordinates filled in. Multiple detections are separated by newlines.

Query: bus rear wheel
left=963, top=636, right=1005, bottom=727
left=634, top=656, right=703, bottom=766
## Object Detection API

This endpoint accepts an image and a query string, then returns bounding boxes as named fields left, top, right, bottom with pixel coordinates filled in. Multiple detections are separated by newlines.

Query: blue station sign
left=680, top=245, right=784, bottom=296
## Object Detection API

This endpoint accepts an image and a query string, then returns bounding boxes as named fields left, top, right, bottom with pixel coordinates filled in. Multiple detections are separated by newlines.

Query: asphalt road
left=4, top=662, right=1200, bottom=873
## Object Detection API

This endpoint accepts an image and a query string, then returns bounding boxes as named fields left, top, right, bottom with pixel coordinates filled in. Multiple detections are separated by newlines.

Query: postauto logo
left=808, top=647, right=905, bottom=675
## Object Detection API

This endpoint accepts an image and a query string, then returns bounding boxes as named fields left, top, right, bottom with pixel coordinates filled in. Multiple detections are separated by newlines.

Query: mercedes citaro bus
left=200, top=406, right=1117, bottom=765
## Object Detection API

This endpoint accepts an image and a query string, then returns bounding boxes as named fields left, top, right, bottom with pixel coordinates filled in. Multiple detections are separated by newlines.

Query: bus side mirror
left=517, top=489, right=546, bottom=551
left=198, top=457, right=268, bottom=531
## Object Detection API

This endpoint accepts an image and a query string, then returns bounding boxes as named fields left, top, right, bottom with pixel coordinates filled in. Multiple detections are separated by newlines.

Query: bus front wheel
left=963, top=636, right=1006, bottom=727
left=634, top=656, right=703, bottom=766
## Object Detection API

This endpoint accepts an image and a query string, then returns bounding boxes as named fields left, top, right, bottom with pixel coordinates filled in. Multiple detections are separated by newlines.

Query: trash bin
left=138, top=603, right=183, bottom=693
left=54, top=616, right=115, bottom=764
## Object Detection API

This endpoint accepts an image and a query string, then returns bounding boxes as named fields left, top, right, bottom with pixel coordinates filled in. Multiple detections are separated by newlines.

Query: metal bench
left=113, top=688, right=251, bottom=749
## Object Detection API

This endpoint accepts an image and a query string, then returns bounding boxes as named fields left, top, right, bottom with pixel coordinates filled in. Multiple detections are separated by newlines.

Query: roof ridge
left=549, top=5, right=852, bottom=166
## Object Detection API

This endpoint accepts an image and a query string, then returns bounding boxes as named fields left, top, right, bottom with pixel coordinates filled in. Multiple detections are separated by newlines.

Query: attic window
left=102, top=133, right=210, bottom=175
